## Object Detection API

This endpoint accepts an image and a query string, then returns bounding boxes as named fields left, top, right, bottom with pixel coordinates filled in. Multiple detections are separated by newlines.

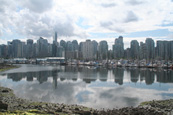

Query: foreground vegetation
left=0, top=64, right=18, bottom=72
left=0, top=87, right=173, bottom=115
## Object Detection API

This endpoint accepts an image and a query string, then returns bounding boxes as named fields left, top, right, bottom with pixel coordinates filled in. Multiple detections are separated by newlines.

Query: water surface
left=0, top=64, right=173, bottom=109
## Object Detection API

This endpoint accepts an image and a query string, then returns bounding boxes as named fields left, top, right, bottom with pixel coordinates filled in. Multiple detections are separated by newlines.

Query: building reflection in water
left=6, top=66, right=173, bottom=87
left=130, top=68, right=140, bottom=83
left=112, top=68, right=124, bottom=85
left=2, top=65, right=173, bottom=109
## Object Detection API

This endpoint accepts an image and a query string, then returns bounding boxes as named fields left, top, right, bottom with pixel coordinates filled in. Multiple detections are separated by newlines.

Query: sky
left=0, top=0, right=173, bottom=49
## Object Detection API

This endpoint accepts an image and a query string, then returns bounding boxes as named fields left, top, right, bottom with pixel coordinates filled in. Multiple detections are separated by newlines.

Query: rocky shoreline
left=0, top=86, right=173, bottom=115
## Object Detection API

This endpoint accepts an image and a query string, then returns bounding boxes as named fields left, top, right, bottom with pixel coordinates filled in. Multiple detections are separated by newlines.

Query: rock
left=56, top=108, right=62, bottom=112
left=75, top=107, right=80, bottom=111
left=0, top=101, right=8, bottom=110
left=1, top=90, right=9, bottom=93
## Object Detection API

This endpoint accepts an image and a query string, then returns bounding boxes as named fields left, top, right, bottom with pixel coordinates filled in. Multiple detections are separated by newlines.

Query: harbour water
left=0, top=64, right=173, bottom=109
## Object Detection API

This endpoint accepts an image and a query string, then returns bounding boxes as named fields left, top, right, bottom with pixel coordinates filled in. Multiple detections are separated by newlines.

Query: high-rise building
left=71, top=40, right=79, bottom=59
left=27, top=39, right=33, bottom=45
left=113, top=36, right=124, bottom=59
left=48, top=43, right=52, bottom=57
left=7, top=41, right=13, bottom=58
left=82, top=40, right=94, bottom=60
left=0, top=44, right=8, bottom=58
left=60, top=40, right=66, bottom=49
left=139, top=42, right=147, bottom=59
left=78, top=42, right=84, bottom=59
left=36, top=37, right=49, bottom=57
left=10, top=39, right=23, bottom=58
left=170, top=41, right=173, bottom=59
left=156, top=41, right=164, bottom=60
left=26, top=39, right=34, bottom=58
left=92, top=40, right=98, bottom=59
left=52, top=32, right=58, bottom=57
left=145, top=38, right=155, bottom=60
left=56, top=46, right=64, bottom=57
left=130, top=40, right=139, bottom=59
left=124, top=48, right=131, bottom=59
left=53, top=31, right=58, bottom=45
left=65, top=41, right=74, bottom=59
left=156, top=41, right=171, bottom=60
left=98, top=40, right=108, bottom=59
left=72, top=40, right=78, bottom=51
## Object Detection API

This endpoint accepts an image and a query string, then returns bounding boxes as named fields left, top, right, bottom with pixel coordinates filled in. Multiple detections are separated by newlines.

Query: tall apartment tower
left=37, top=37, right=49, bottom=57
left=52, top=32, right=58, bottom=57
left=145, top=38, right=155, bottom=60
left=130, top=40, right=139, bottom=59
left=53, top=31, right=58, bottom=45
left=92, top=40, right=98, bottom=59
left=82, top=40, right=94, bottom=60
left=98, top=40, right=108, bottom=59
left=113, top=36, right=124, bottom=59
left=156, top=41, right=171, bottom=60
left=26, top=39, right=34, bottom=58
left=139, top=42, right=147, bottom=59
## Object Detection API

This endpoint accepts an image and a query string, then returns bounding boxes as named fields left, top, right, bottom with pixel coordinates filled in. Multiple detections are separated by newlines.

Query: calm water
left=0, top=64, right=173, bottom=109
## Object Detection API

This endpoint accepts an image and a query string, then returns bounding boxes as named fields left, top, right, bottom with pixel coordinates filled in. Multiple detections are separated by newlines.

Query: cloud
left=0, top=29, right=2, bottom=36
left=100, top=21, right=113, bottom=28
left=124, top=11, right=139, bottom=23
left=0, top=0, right=173, bottom=45
left=101, top=3, right=116, bottom=8
left=54, top=21, right=75, bottom=37
left=126, top=0, right=145, bottom=5
left=20, top=0, right=53, bottom=13
left=168, top=34, right=173, bottom=39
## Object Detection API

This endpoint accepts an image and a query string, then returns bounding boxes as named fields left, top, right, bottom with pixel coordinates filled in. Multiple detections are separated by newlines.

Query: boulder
left=0, top=101, right=8, bottom=110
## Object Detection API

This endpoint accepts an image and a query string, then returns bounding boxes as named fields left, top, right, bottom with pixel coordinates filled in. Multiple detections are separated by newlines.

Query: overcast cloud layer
left=0, top=0, right=173, bottom=48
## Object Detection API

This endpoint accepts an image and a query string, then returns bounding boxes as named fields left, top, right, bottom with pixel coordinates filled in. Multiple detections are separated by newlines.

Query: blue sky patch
left=76, top=17, right=92, bottom=29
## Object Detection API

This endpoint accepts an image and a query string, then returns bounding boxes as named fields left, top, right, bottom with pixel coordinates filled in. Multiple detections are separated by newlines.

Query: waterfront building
left=78, top=42, right=84, bottom=59
left=48, top=43, right=52, bottom=57
left=72, top=40, right=78, bottom=51
left=130, top=40, right=139, bottom=59
left=72, top=40, right=79, bottom=59
left=60, top=40, right=66, bottom=49
left=65, top=41, right=74, bottom=59
left=145, top=38, right=155, bottom=60
left=156, top=41, right=172, bottom=60
left=113, top=36, right=124, bottom=59
left=26, top=39, right=34, bottom=58
left=124, top=48, right=131, bottom=59
left=21, top=42, right=26, bottom=58
left=52, top=32, right=58, bottom=57
left=53, top=31, right=58, bottom=45
left=82, top=40, right=94, bottom=60
left=32, top=43, right=37, bottom=58
left=56, top=46, right=64, bottom=57
left=7, top=41, right=13, bottom=58
left=92, top=40, right=98, bottom=59
left=139, top=42, right=147, bottom=60
left=10, top=39, right=24, bottom=58
left=156, top=41, right=165, bottom=60
left=170, top=41, right=173, bottom=60
left=0, top=44, right=8, bottom=58
left=98, top=40, right=108, bottom=60
left=36, top=37, right=49, bottom=57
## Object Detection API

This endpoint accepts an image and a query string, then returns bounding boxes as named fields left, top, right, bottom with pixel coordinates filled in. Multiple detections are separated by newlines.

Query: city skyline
left=1, top=35, right=173, bottom=60
left=0, top=0, right=173, bottom=49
